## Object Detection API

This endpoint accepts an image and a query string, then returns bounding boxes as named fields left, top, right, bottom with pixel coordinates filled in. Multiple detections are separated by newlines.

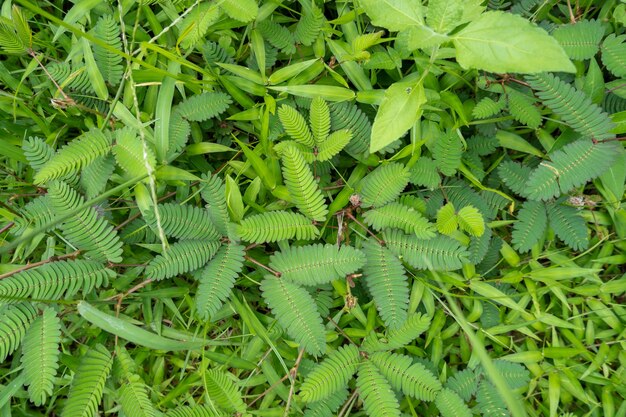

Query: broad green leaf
left=426, top=0, right=463, bottom=34
left=396, top=26, right=449, bottom=52
left=452, top=11, right=575, bottom=74
left=370, top=80, right=426, bottom=153
left=359, top=0, right=424, bottom=31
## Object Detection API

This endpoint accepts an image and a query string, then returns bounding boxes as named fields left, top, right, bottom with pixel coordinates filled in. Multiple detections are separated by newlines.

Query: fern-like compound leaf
left=497, top=160, right=533, bottom=196
left=436, top=202, right=458, bottom=235
left=196, top=243, right=245, bottom=320
left=507, top=89, right=541, bottom=129
left=93, top=15, right=123, bottom=86
left=81, top=154, right=115, bottom=199
left=472, top=97, right=505, bottom=119
left=525, top=73, right=615, bottom=140
left=525, top=139, right=620, bottom=200
left=316, top=129, right=352, bottom=161
left=145, top=240, right=220, bottom=280
left=280, top=143, right=328, bottom=221
left=0, top=302, right=37, bottom=362
left=12, top=195, right=56, bottom=235
left=546, top=202, right=588, bottom=251
left=176, top=92, right=232, bottom=122
left=330, top=102, right=371, bottom=158
left=303, top=387, right=349, bottom=417
left=200, top=173, right=230, bottom=236
left=147, top=203, right=220, bottom=241
left=219, top=0, right=258, bottom=22
left=435, top=388, right=473, bottom=417
left=552, top=20, right=604, bottom=60
left=237, top=211, right=319, bottom=243
left=257, top=20, right=296, bottom=55
left=445, top=368, right=478, bottom=401
left=278, top=105, right=315, bottom=147
left=299, top=344, right=360, bottom=403
left=601, top=34, right=626, bottom=77
left=433, top=131, right=463, bottom=176
left=409, top=156, right=440, bottom=190
left=0, top=260, right=114, bottom=303
left=467, top=135, right=499, bottom=156
left=260, top=275, right=326, bottom=356
left=492, top=360, right=530, bottom=390
left=62, top=344, right=113, bottom=417
left=457, top=205, right=485, bottom=237
left=169, top=109, right=191, bottom=155
left=47, top=181, right=123, bottom=262
left=309, top=96, right=330, bottom=145
left=362, top=239, right=409, bottom=330
left=269, top=244, right=364, bottom=285
left=370, top=351, right=442, bottom=401
left=117, top=377, right=157, bottom=417
left=23, top=136, right=54, bottom=173
left=113, top=127, right=155, bottom=179
left=294, top=5, right=324, bottom=46
left=165, top=406, right=225, bottom=417
left=475, top=380, right=509, bottom=417
left=359, top=162, right=409, bottom=208
left=363, top=312, right=431, bottom=352
left=205, top=369, right=246, bottom=413
left=356, top=360, right=401, bottom=417
left=34, top=129, right=112, bottom=184
left=21, top=307, right=61, bottom=406
left=178, top=3, right=220, bottom=49
left=384, top=229, right=469, bottom=271
left=363, top=202, right=435, bottom=239
left=512, top=200, right=547, bottom=253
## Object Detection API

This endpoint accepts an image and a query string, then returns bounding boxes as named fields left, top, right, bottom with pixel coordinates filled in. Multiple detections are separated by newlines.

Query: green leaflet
left=34, top=129, right=112, bottom=185
left=356, top=361, right=401, bottom=417
left=0, top=260, right=114, bottom=303
left=299, top=345, right=361, bottom=403
left=362, top=239, right=409, bottom=330
left=526, top=73, right=615, bottom=141
left=552, top=19, right=604, bottom=60
left=200, top=172, right=230, bottom=236
left=47, top=181, right=124, bottom=263
left=435, top=388, right=473, bottom=417
left=512, top=200, right=547, bottom=253
left=384, top=229, right=469, bottom=271
left=269, top=244, right=364, bottom=285
left=113, top=127, right=155, bottom=180
left=433, top=131, right=463, bottom=176
left=0, top=302, right=37, bottom=362
left=92, top=15, right=123, bottom=85
left=62, top=344, right=113, bottom=417
left=280, top=143, right=328, bottom=221
left=547, top=202, right=589, bottom=251
left=204, top=369, right=246, bottom=413
left=260, top=275, right=326, bottom=356
left=236, top=211, right=319, bottom=243
left=525, top=139, right=620, bottom=200
left=146, top=203, right=220, bottom=241
left=359, top=162, right=410, bottom=207
left=370, top=351, right=442, bottom=401
left=21, top=308, right=61, bottom=406
left=363, top=202, right=435, bottom=238
left=145, top=240, right=220, bottom=280
left=409, top=156, right=440, bottom=190
left=196, top=243, right=245, bottom=320
left=601, top=34, right=626, bottom=77
left=176, top=92, right=232, bottom=122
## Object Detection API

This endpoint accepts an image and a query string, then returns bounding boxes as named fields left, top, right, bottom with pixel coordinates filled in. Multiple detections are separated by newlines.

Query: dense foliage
left=0, top=0, right=625, bottom=416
